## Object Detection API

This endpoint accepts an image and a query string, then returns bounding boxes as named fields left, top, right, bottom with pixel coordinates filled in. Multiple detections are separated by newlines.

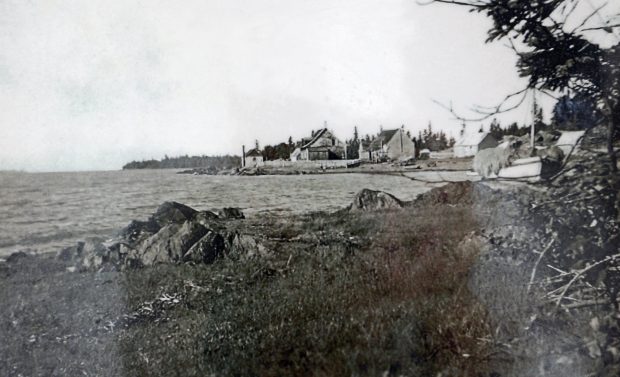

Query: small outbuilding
left=243, top=148, right=264, bottom=168
left=453, top=132, right=498, bottom=158
left=418, top=148, right=431, bottom=160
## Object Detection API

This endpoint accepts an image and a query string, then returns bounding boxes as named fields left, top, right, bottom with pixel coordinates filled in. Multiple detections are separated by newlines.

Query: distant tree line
left=122, top=154, right=241, bottom=170
left=416, top=123, right=456, bottom=151
left=259, top=137, right=296, bottom=161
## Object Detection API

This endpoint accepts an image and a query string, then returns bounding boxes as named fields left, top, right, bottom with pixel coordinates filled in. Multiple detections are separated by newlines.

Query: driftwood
left=554, top=253, right=620, bottom=310
left=527, top=239, right=555, bottom=293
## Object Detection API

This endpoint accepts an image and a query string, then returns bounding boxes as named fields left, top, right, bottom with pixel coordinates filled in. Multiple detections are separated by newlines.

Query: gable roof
left=455, top=131, right=492, bottom=147
left=300, top=128, right=328, bottom=149
left=369, top=129, right=400, bottom=150
left=245, top=148, right=262, bottom=157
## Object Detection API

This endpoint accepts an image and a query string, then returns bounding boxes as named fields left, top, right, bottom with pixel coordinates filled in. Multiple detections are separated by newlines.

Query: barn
left=360, top=128, right=416, bottom=162
left=453, top=132, right=498, bottom=158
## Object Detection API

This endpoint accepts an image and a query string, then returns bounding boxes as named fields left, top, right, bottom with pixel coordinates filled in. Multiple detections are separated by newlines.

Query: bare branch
left=560, top=0, right=583, bottom=27
left=433, top=88, right=529, bottom=122
left=572, top=2, right=608, bottom=33
left=581, top=23, right=620, bottom=32
left=555, top=252, right=620, bottom=310
left=528, top=239, right=555, bottom=293
left=416, top=0, right=484, bottom=7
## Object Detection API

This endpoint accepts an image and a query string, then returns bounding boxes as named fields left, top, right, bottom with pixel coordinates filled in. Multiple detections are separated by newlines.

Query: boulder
left=349, top=189, right=403, bottom=211
left=132, top=224, right=182, bottom=266
left=6, top=251, right=33, bottom=264
left=151, top=201, right=198, bottom=227
left=183, top=231, right=226, bottom=264
left=218, top=207, right=245, bottom=220
left=193, top=210, right=220, bottom=227
left=57, top=242, right=84, bottom=262
left=58, top=238, right=110, bottom=271
left=78, top=237, right=107, bottom=270
left=415, top=181, right=480, bottom=206
left=227, top=232, right=269, bottom=259
left=116, top=219, right=160, bottom=246
left=133, top=220, right=208, bottom=266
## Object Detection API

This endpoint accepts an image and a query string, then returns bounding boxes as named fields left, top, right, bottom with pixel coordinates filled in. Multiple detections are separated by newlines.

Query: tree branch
left=433, top=88, right=529, bottom=122
left=572, top=2, right=608, bottom=33
left=555, top=253, right=620, bottom=310
left=581, top=23, right=620, bottom=32
left=416, top=0, right=484, bottom=8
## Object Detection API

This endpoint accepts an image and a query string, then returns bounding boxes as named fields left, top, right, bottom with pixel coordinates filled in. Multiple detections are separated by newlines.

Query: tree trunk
left=608, top=117, right=617, bottom=173
left=602, top=96, right=618, bottom=173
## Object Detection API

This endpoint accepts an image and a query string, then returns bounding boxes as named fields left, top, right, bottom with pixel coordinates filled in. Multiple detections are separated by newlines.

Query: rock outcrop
left=218, top=207, right=245, bottom=220
left=349, top=189, right=404, bottom=211
left=57, top=201, right=264, bottom=271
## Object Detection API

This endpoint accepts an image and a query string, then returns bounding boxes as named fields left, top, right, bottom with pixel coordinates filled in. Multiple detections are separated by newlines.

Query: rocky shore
left=1, top=147, right=618, bottom=376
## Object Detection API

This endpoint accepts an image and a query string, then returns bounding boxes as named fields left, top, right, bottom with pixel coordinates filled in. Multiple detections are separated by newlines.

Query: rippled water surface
left=0, top=169, right=469, bottom=256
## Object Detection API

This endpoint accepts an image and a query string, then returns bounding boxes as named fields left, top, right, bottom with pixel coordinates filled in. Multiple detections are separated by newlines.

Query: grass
left=1, top=202, right=494, bottom=377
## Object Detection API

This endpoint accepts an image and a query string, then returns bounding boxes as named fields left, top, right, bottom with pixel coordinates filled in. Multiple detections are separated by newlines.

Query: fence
left=261, top=159, right=360, bottom=169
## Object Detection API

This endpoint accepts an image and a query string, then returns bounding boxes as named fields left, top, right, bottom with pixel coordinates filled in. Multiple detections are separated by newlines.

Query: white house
left=243, top=148, right=264, bottom=168
left=453, top=132, right=498, bottom=158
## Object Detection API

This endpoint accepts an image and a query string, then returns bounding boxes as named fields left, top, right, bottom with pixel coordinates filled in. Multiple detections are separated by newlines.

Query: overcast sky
left=0, top=0, right=615, bottom=171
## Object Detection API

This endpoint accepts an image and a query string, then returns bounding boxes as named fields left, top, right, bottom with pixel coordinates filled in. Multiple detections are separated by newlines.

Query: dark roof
left=245, top=148, right=262, bottom=157
left=369, top=129, right=399, bottom=150
left=301, top=128, right=328, bottom=149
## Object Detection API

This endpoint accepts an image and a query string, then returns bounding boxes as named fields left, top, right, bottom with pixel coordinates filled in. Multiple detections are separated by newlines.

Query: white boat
left=498, top=157, right=542, bottom=181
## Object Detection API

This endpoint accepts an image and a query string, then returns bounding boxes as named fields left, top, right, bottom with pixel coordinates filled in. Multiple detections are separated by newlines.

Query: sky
left=0, top=0, right=617, bottom=172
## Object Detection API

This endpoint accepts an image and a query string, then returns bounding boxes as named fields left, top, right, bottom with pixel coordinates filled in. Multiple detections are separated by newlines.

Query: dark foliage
left=417, top=122, right=455, bottom=151
left=552, top=93, right=604, bottom=130
left=432, top=0, right=620, bottom=170
left=122, top=154, right=241, bottom=170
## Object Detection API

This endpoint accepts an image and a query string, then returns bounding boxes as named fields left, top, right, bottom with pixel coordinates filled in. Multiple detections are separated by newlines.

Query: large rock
left=6, top=251, right=33, bottom=264
left=116, top=219, right=160, bottom=246
left=79, top=237, right=108, bottom=270
left=151, top=201, right=198, bottom=227
left=58, top=242, right=84, bottom=262
left=57, top=237, right=110, bottom=271
left=58, top=201, right=273, bottom=270
left=133, top=220, right=208, bottom=266
left=193, top=210, right=221, bottom=228
left=218, top=207, right=245, bottom=219
left=414, top=181, right=480, bottom=206
left=349, top=189, right=403, bottom=211
left=183, top=231, right=226, bottom=264
left=227, top=232, right=269, bottom=259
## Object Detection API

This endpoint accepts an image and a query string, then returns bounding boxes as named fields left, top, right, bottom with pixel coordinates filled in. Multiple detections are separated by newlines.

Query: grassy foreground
left=1, top=195, right=493, bottom=377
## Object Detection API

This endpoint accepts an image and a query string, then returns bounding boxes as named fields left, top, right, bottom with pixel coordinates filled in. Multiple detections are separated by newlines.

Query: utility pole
left=531, top=92, right=536, bottom=152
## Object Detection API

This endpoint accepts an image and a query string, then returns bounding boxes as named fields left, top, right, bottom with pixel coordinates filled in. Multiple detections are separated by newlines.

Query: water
left=0, top=169, right=469, bottom=256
